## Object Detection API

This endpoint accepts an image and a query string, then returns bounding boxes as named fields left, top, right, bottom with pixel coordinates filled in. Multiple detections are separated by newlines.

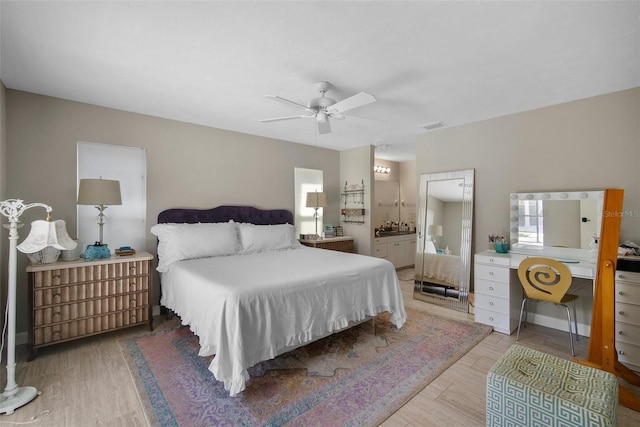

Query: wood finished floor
left=1, top=271, right=640, bottom=426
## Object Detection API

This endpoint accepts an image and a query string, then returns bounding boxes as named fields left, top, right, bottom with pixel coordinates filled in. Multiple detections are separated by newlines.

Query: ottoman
left=486, top=344, right=618, bottom=427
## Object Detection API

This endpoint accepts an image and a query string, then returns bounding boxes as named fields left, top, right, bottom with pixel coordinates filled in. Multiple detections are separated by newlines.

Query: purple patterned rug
left=124, top=308, right=491, bottom=426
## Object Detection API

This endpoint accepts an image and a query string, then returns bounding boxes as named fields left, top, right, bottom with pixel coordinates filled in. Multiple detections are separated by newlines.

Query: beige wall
left=417, top=87, right=640, bottom=255
left=6, top=89, right=341, bottom=334
left=416, top=87, right=640, bottom=332
left=340, top=145, right=374, bottom=255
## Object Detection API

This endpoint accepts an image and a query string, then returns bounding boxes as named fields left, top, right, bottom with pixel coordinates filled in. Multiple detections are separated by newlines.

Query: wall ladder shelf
left=341, top=180, right=365, bottom=224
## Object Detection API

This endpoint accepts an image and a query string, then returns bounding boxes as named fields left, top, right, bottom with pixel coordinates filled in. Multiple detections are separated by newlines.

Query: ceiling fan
left=260, top=81, right=377, bottom=135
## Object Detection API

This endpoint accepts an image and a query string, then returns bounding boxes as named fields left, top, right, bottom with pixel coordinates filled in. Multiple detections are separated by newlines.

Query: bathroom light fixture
left=374, top=165, right=391, bottom=174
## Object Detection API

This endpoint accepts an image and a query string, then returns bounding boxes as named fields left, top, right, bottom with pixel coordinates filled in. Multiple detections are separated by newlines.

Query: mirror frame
left=509, top=190, right=604, bottom=258
left=413, top=169, right=474, bottom=312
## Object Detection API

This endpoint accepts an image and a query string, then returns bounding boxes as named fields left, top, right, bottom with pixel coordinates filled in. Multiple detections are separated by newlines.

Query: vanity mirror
left=413, top=169, right=474, bottom=312
left=374, top=181, right=400, bottom=230
left=509, top=190, right=604, bottom=257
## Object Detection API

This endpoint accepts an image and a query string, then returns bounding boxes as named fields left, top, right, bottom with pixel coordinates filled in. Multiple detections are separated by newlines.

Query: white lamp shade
left=428, top=224, right=443, bottom=237
left=305, top=191, right=327, bottom=208
left=77, top=179, right=122, bottom=205
left=17, top=220, right=78, bottom=253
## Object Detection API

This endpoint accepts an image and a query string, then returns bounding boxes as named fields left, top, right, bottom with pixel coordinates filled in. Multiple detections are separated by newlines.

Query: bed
left=151, top=205, right=407, bottom=397
left=415, top=241, right=461, bottom=296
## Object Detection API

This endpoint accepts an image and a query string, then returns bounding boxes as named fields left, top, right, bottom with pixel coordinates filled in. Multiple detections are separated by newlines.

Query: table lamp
left=429, top=224, right=443, bottom=247
left=77, top=178, right=122, bottom=259
left=305, top=191, right=327, bottom=238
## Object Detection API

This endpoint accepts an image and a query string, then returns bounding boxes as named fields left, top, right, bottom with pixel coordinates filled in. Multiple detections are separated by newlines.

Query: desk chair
left=516, top=257, right=579, bottom=356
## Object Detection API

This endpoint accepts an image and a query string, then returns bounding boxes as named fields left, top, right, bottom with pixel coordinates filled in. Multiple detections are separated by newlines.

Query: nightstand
left=299, top=236, right=355, bottom=253
left=27, top=251, right=153, bottom=359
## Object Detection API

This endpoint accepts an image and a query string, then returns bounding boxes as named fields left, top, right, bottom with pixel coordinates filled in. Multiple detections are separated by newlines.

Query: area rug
left=124, top=308, right=492, bottom=427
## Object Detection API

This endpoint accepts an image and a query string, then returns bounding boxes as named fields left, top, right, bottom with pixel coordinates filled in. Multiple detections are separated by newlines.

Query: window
left=518, top=200, right=543, bottom=245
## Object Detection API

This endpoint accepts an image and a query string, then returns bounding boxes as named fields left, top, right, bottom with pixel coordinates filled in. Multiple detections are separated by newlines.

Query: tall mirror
left=509, top=190, right=604, bottom=259
left=413, top=169, right=474, bottom=312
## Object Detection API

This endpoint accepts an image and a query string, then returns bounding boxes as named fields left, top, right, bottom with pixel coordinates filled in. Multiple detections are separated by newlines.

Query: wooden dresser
left=27, top=252, right=153, bottom=358
left=299, top=236, right=355, bottom=253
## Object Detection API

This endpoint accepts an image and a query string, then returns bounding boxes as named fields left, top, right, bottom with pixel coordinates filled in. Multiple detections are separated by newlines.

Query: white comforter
left=160, top=246, right=407, bottom=396
left=420, top=253, right=461, bottom=287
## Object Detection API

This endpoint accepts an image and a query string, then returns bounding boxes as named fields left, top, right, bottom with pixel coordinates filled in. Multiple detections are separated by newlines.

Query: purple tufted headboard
left=157, top=205, right=293, bottom=225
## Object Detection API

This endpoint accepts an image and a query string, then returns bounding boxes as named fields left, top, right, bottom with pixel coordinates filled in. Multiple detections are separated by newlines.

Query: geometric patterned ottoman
left=486, top=345, right=618, bottom=427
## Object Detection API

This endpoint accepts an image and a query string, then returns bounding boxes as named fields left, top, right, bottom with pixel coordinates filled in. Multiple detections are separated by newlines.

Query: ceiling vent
left=418, top=121, right=446, bottom=131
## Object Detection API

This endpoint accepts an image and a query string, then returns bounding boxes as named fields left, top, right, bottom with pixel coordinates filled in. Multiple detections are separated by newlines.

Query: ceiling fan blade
left=259, top=115, right=314, bottom=123
left=265, top=95, right=312, bottom=112
left=328, top=92, right=376, bottom=114
left=317, top=119, right=332, bottom=135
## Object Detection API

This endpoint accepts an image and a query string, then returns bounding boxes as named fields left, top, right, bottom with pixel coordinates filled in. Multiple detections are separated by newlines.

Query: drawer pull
left=53, top=312, right=61, bottom=320
left=619, top=331, right=625, bottom=336
left=489, top=272, right=494, bottom=276
left=619, top=311, right=625, bottom=315
left=130, top=283, right=137, bottom=291
left=489, top=317, right=494, bottom=321
left=130, top=298, right=137, bottom=305
left=489, top=258, right=494, bottom=263
left=618, top=274, right=625, bottom=279
left=619, top=291, right=625, bottom=296
left=53, top=331, right=61, bottom=339
left=53, top=294, right=61, bottom=302
left=130, top=314, right=137, bottom=322
left=129, top=266, right=137, bottom=271
left=619, top=350, right=625, bottom=355
left=489, top=286, right=494, bottom=291
left=489, top=302, right=494, bottom=306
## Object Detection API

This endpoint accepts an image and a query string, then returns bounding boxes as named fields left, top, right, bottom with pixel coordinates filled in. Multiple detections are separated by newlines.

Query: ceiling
left=1, top=1, right=638, bottom=162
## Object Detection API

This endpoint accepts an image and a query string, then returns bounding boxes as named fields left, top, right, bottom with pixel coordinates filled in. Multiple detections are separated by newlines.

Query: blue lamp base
left=84, top=244, right=111, bottom=261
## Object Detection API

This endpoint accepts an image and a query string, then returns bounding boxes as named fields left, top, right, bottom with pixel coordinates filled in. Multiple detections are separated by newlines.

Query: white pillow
left=237, top=223, right=300, bottom=254
left=150, top=222, right=239, bottom=272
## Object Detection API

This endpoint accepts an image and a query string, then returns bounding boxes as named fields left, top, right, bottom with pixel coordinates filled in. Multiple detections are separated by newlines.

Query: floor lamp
left=0, top=199, right=77, bottom=415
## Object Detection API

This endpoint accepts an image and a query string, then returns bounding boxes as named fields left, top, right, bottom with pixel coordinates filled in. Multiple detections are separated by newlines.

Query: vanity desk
left=474, top=249, right=598, bottom=335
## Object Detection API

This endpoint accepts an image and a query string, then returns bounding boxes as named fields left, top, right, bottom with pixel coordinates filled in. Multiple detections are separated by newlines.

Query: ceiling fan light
left=317, top=112, right=328, bottom=123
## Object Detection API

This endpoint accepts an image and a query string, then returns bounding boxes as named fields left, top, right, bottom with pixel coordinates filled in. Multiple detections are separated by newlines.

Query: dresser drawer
left=616, top=340, right=640, bottom=370
left=475, top=263, right=509, bottom=282
left=475, top=307, right=510, bottom=333
left=616, top=321, right=640, bottom=345
left=33, top=306, right=149, bottom=346
left=475, top=293, right=510, bottom=314
left=33, top=290, right=149, bottom=326
left=475, top=253, right=510, bottom=267
left=616, top=302, right=640, bottom=325
left=616, top=282, right=640, bottom=304
left=33, top=276, right=148, bottom=308
left=616, top=271, right=640, bottom=284
left=475, top=278, right=509, bottom=297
